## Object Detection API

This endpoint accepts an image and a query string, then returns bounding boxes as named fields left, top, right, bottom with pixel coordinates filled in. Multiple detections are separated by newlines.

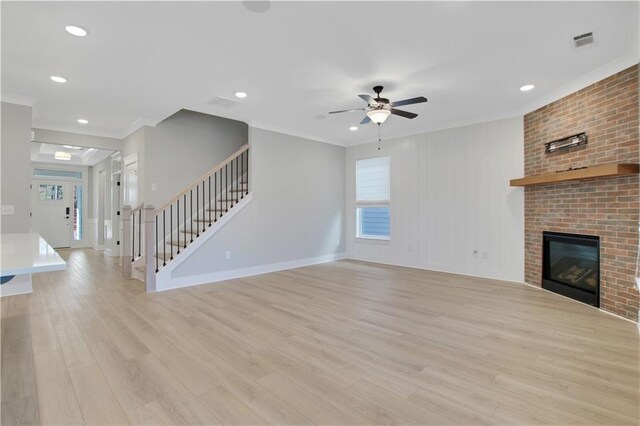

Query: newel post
left=121, top=205, right=132, bottom=278
left=144, top=204, right=157, bottom=292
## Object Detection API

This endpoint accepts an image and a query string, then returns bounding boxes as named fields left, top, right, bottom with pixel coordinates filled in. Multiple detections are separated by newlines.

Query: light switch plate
left=1, top=205, right=15, bottom=215
left=151, top=183, right=158, bottom=191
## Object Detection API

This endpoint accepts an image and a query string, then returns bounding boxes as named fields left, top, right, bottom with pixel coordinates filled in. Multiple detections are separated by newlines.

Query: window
left=39, top=184, right=64, bottom=200
left=73, top=184, right=83, bottom=240
left=34, top=169, right=82, bottom=179
left=356, top=156, right=390, bottom=240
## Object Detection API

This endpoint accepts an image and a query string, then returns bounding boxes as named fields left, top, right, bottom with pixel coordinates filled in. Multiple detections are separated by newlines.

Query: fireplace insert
left=542, top=231, right=600, bottom=307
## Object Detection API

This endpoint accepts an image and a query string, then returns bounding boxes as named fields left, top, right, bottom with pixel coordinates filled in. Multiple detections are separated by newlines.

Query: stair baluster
left=177, top=199, right=180, bottom=255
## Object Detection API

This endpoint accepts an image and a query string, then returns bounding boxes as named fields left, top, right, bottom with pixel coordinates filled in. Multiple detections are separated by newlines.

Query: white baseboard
left=92, top=244, right=104, bottom=251
left=157, top=252, right=346, bottom=292
left=345, top=255, right=524, bottom=285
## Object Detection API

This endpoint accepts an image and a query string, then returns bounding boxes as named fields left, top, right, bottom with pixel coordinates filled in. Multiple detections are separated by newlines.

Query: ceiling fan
left=329, top=85, right=428, bottom=125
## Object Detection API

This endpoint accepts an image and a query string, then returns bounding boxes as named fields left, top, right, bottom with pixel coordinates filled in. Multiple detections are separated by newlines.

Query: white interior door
left=97, top=170, right=106, bottom=247
left=124, top=155, right=139, bottom=207
left=31, top=180, right=72, bottom=248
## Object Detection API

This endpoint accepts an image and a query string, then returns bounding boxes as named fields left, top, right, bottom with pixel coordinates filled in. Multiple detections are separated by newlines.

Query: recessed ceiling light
left=63, top=145, right=83, bottom=150
left=54, top=151, right=72, bottom=161
left=349, top=126, right=358, bottom=131
left=520, top=84, right=535, bottom=92
left=65, top=25, right=87, bottom=37
left=77, top=119, right=89, bottom=124
left=235, top=92, right=248, bottom=99
left=50, top=76, right=67, bottom=83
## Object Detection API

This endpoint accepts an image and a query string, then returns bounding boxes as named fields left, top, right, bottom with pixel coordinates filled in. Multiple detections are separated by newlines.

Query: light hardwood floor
left=1, top=249, right=638, bottom=425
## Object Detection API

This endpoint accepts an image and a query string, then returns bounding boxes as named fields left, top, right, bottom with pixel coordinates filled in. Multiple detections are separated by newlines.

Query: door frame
left=30, top=162, right=90, bottom=248
left=110, top=152, right=122, bottom=257
left=96, top=169, right=106, bottom=250
left=123, top=153, right=139, bottom=208
left=31, top=179, right=72, bottom=248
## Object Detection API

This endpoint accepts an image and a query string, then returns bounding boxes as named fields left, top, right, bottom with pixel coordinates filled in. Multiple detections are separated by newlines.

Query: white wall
left=90, top=157, right=112, bottom=220
left=346, top=116, right=525, bottom=283
left=1, top=102, right=32, bottom=233
left=171, top=128, right=345, bottom=281
left=122, top=126, right=146, bottom=205
left=89, top=157, right=112, bottom=249
left=145, top=110, right=248, bottom=206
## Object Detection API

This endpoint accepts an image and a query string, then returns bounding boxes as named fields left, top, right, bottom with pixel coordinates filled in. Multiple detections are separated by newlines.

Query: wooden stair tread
left=156, top=253, right=175, bottom=261
left=178, top=229, right=198, bottom=234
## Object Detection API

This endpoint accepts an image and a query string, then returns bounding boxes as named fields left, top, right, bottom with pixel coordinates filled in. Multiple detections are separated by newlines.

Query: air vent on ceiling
left=573, top=32, right=594, bottom=48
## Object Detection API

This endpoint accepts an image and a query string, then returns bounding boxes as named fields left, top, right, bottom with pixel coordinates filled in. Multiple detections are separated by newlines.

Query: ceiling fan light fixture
left=367, top=109, right=391, bottom=124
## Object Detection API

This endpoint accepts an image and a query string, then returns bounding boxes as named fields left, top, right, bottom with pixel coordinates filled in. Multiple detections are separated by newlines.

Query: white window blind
left=356, top=156, right=390, bottom=202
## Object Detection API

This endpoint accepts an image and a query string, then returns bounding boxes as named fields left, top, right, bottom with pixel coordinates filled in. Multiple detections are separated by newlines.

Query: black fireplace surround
left=542, top=231, right=600, bottom=307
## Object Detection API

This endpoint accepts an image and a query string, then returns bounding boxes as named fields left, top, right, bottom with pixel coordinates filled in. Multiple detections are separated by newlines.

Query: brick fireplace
left=523, top=64, right=639, bottom=321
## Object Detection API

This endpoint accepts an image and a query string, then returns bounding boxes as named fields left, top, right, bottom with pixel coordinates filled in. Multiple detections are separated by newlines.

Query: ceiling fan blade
left=391, top=108, right=418, bottom=119
left=328, top=108, right=366, bottom=114
left=360, top=115, right=371, bottom=125
left=391, top=96, right=428, bottom=107
left=358, top=94, right=378, bottom=105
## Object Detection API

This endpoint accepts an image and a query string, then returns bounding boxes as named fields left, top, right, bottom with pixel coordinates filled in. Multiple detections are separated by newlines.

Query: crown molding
left=1, top=93, right=38, bottom=107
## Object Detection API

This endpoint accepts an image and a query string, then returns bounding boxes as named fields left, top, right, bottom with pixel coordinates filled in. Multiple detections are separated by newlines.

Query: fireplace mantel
left=510, top=163, right=639, bottom=187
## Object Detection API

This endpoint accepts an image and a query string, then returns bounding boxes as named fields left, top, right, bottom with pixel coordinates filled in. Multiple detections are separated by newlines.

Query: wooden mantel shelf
left=510, top=163, right=639, bottom=187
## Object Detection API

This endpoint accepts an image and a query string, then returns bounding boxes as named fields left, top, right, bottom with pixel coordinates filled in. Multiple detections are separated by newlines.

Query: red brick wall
left=524, top=65, right=639, bottom=321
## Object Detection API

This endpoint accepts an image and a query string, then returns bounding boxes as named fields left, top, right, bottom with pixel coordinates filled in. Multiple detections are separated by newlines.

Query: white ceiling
left=31, top=142, right=114, bottom=166
left=2, top=1, right=638, bottom=146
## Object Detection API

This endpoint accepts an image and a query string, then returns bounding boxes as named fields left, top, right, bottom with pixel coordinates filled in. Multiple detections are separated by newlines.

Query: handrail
left=154, top=144, right=249, bottom=213
left=131, top=201, right=145, bottom=212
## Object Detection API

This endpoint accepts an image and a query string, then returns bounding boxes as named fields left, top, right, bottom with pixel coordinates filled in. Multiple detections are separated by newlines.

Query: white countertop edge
left=1, top=262, right=67, bottom=277
left=1, top=232, right=67, bottom=276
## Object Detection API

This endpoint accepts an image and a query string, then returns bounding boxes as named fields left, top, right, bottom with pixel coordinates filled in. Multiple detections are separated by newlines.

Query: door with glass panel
left=31, top=180, right=72, bottom=248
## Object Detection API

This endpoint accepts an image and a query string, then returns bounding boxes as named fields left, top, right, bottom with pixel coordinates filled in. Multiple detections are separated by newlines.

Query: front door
left=31, top=180, right=72, bottom=248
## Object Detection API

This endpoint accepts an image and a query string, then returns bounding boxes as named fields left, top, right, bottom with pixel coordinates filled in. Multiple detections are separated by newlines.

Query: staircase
left=121, top=144, right=250, bottom=291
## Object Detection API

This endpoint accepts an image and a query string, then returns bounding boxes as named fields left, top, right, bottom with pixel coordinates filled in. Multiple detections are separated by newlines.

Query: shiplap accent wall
left=346, top=116, right=525, bottom=283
